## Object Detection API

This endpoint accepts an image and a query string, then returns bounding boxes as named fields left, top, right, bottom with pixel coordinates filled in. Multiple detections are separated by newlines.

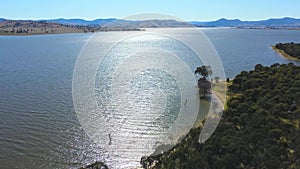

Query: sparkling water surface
left=0, top=29, right=299, bottom=168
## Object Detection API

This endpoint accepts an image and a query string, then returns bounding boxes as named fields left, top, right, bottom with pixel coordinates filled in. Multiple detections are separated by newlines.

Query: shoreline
left=0, top=31, right=92, bottom=36
left=272, top=46, right=300, bottom=61
left=211, top=80, right=230, bottom=109
left=194, top=80, right=229, bottom=129
left=0, top=29, right=145, bottom=36
left=1, top=26, right=300, bottom=37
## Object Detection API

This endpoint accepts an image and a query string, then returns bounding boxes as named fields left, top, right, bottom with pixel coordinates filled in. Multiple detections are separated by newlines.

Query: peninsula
left=141, top=63, right=300, bottom=169
left=272, top=42, right=300, bottom=61
left=82, top=63, right=300, bottom=169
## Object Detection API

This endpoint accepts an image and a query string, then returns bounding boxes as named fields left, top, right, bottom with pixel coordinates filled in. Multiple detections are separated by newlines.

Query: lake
left=0, top=28, right=299, bottom=169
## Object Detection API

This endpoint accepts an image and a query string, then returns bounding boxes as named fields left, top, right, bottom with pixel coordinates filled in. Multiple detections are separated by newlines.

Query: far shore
left=0, top=31, right=90, bottom=36
left=271, top=46, right=300, bottom=61
left=2, top=26, right=300, bottom=37
left=0, top=28, right=144, bottom=36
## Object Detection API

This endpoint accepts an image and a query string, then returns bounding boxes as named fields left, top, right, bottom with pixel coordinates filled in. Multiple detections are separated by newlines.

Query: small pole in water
left=184, top=99, right=187, bottom=106
left=108, top=133, right=112, bottom=145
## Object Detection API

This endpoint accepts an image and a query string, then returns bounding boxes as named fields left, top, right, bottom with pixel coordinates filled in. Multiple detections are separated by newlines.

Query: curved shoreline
left=272, top=46, right=300, bottom=61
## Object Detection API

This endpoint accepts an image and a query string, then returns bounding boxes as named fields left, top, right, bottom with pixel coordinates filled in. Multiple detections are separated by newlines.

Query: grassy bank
left=212, top=80, right=231, bottom=110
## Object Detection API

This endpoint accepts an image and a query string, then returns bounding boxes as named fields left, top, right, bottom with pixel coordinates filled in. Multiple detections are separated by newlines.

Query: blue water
left=0, top=29, right=299, bottom=169
left=203, top=28, right=300, bottom=77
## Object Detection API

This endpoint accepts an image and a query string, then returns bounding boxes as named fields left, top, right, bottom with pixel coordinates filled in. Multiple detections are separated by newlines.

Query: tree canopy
left=195, top=65, right=212, bottom=80
left=195, top=65, right=212, bottom=97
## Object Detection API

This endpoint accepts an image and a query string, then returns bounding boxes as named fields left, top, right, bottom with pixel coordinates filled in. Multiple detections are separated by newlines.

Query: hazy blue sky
left=1, top=0, right=299, bottom=21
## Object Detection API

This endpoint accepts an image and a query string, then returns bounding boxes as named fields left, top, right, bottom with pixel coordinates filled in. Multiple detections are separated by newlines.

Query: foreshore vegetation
left=273, top=42, right=300, bottom=61
left=141, top=63, right=300, bottom=169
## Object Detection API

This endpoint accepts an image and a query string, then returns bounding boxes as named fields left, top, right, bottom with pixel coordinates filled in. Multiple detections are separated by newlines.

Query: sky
left=1, top=0, right=300, bottom=21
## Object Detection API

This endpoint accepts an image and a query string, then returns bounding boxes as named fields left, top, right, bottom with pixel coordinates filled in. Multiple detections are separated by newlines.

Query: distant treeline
left=0, top=20, right=144, bottom=36
left=141, top=63, right=300, bottom=169
left=275, top=42, right=300, bottom=59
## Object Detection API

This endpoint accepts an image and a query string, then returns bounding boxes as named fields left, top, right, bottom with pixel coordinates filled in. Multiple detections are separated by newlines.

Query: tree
left=214, top=76, right=220, bottom=83
left=198, top=78, right=211, bottom=98
left=195, top=65, right=212, bottom=98
left=194, top=65, right=212, bottom=80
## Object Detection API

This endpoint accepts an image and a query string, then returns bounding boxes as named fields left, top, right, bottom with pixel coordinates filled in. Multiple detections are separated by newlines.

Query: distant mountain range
left=43, top=18, right=117, bottom=26
left=1, top=17, right=300, bottom=28
left=191, top=17, right=300, bottom=27
left=42, top=18, right=194, bottom=28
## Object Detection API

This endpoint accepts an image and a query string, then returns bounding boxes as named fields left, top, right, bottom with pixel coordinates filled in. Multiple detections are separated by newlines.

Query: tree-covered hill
left=141, top=63, right=300, bottom=169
